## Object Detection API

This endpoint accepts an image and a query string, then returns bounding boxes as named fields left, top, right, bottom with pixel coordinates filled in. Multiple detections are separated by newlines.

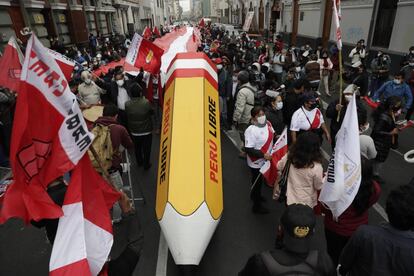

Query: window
left=300, top=11, right=304, bottom=21
left=372, top=0, right=398, bottom=48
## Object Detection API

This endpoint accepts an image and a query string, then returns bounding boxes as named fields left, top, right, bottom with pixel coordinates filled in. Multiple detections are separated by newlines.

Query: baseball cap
left=302, top=91, right=318, bottom=102
left=281, top=204, right=316, bottom=253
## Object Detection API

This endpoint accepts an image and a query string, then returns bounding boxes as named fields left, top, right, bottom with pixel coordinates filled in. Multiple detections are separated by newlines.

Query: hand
left=390, top=128, right=399, bottom=135
left=336, top=104, right=343, bottom=111
left=264, top=153, right=272, bottom=161
left=118, top=191, right=132, bottom=214
left=325, top=132, right=332, bottom=144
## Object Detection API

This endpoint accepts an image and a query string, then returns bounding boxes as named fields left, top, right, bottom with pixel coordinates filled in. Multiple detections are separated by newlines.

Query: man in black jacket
left=239, top=204, right=336, bottom=276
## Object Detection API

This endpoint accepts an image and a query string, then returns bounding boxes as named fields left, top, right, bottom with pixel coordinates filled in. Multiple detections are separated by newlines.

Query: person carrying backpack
left=239, top=204, right=336, bottom=276
left=90, top=104, right=134, bottom=175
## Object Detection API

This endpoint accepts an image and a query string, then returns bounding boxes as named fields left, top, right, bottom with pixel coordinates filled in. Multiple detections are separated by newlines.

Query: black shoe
left=144, top=163, right=152, bottom=171
left=252, top=205, right=269, bottom=214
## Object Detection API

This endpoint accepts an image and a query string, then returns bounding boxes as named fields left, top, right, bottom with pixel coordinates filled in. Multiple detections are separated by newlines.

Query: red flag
left=49, top=155, right=120, bottom=276
left=260, top=128, right=288, bottom=187
left=153, top=26, right=161, bottom=37
left=47, top=48, right=75, bottom=81
left=125, top=33, right=164, bottom=74
left=0, top=37, right=23, bottom=92
left=198, top=18, right=205, bottom=28
left=142, top=26, right=152, bottom=40
left=0, top=35, right=94, bottom=224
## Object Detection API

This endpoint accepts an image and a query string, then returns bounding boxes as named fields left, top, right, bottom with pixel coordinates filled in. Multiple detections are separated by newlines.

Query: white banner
left=243, top=11, right=255, bottom=32
left=319, top=93, right=361, bottom=220
left=125, top=33, right=143, bottom=66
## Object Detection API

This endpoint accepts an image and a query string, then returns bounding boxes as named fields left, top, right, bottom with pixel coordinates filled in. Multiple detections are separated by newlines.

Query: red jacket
left=323, top=181, right=381, bottom=237
left=95, top=116, right=134, bottom=169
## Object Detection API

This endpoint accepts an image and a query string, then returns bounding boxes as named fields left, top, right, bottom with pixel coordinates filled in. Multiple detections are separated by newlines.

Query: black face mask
left=309, top=103, right=318, bottom=109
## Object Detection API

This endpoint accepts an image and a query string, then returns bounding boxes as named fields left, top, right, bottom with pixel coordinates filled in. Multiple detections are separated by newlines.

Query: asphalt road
left=0, top=96, right=413, bottom=275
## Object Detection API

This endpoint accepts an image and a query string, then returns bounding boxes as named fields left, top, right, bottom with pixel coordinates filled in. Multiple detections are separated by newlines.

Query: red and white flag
left=0, top=35, right=94, bottom=224
left=153, top=26, right=161, bottom=37
left=333, top=0, right=342, bottom=50
left=47, top=48, right=76, bottom=81
left=260, top=128, right=288, bottom=187
left=125, top=33, right=164, bottom=74
left=49, top=155, right=120, bottom=276
left=0, top=37, right=24, bottom=92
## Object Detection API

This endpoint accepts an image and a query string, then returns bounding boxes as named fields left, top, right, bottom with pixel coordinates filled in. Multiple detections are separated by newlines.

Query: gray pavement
left=0, top=98, right=413, bottom=275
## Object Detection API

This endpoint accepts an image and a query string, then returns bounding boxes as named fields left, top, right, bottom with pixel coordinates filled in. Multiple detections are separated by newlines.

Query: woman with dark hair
left=263, top=94, right=285, bottom=136
left=371, top=96, right=401, bottom=182
left=276, top=132, right=324, bottom=209
left=244, top=106, right=274, bottom=214
left=322, top=158, right=381, bottom=266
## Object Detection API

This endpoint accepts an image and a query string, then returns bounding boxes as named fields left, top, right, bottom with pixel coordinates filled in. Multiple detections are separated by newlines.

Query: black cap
left=281, top=204, right=316, bottom=253
left=302, top=91, right=318, bottom=102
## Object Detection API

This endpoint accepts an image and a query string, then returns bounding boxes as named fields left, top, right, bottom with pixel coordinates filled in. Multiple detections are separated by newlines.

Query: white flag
left=333, top=0, right=342, bottom=50
left=319, top=93, right=361, bottom=220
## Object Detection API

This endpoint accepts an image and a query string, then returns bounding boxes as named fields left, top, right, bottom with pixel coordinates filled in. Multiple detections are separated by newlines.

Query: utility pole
left=321, top=0, right=333, bottom=48
left=291, top=0, right=299, bottom=46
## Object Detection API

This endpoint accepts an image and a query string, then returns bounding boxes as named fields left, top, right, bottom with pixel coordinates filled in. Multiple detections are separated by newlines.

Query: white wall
left=389, top=1, right=414, bottom=53
left=329, top=3, right=374, bottom=45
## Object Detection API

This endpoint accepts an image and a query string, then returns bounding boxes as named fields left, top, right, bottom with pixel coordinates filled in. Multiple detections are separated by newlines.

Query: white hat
left=352, top=61, right=362, bottom=68
left=265, top=89, right=280, bottom=98
left=252, top=62, right=261, bottom=71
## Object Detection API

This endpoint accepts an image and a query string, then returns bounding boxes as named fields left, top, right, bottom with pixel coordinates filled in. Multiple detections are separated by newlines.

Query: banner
left=47, top=48, right=76, bottom=81
left=0, top=35, right=94, bottom=223
left=243, top=11, right=255, bottom=32
left=319, top=94, right=361, bottom=220
left=125, top=33, right=164, bottom=74
left=332, top=0, right=342, bottom=50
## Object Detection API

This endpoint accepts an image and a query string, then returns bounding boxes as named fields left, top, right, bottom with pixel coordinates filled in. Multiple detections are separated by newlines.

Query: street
left=1, top=95, right=412, bottom=275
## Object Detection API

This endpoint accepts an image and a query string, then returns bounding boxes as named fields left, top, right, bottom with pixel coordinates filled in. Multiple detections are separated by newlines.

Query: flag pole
left=336, top=49, right=343, bottom=122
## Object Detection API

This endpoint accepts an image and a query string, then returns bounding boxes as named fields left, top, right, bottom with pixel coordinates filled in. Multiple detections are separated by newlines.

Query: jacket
left=96, top=78, right=137, bottom=106
left=371, top=113, right=395, bottom=162
left=373, top=81, right=413, bottom=110
left=78, top=81, right=105, bottom=105
left=339, top=224, right=414, bottom=276
left=218, top=68, right=232, bottom=98
left=305, top=61, right=320, bottom=82
left=323, top=181, right=381, bottom=237
left=326, top=99, right=365, bottom=139
left=233, top=82, right=256, bottom=124
left=125, top=97, right=154, bottom=134
left=264, top=106, right=285, bottom=135
left=283, top=91, right=303, bottom=127
left=95, top=116, right=134, bottom=169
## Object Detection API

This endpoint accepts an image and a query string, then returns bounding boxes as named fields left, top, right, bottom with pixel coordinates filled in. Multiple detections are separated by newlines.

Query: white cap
left=252, top=62, right=261, bottom=71
left=265, top=89, right=280, bottom=98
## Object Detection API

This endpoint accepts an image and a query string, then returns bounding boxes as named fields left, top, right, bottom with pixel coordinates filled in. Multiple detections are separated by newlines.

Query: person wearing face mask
left=78, top=70, right=106, bottom=105
left=370, top=51, right=391, bottom=94
left=215, top=57, right=232, bottom=130
left=264, top=93, right=285, bottom=136
left=271, top=48, right=286, bottom=84
left=372, top=72, right=413, bottom=113
left=290, top=92, right=331, bottom=145
left=401, top=57, right=414, bottom=83
left=318, top=50, right=333, bottom=96
left=371, top=96, right=402, bottom=182
left=326, top=84, right=365, bottom=149
left=348, top=41, right=366, bottom=66
left=351, top=62, right=369, bottom=97
left=244, top=106, right=274, bottom=214
left=358, top=107, right=377, bottom=160
left=400, top=46, right=414, bottom=67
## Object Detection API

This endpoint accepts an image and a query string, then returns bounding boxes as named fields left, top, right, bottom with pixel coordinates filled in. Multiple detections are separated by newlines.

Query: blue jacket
left=373, top=81, right=413, bottom=110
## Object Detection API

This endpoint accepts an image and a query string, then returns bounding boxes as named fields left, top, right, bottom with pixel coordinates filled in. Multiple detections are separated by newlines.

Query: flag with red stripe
left=49, top=155, right=120, bottom=276
left=47, top=48, right=75, bottom=81
left=0, top=35, right=94, bottom=224
left=0, top=37, right=23, bottom=92
left=260, top=128, right=288, bottom=187
left=125, top=33, right=164, bottom=74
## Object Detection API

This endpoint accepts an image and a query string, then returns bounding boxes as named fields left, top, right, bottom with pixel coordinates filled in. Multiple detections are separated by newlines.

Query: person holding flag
left=244, top=106, right=274, bottom=214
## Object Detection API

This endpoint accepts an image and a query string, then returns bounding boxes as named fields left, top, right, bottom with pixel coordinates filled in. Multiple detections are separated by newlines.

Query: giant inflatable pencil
left=156, top=52, right=223, bottom=265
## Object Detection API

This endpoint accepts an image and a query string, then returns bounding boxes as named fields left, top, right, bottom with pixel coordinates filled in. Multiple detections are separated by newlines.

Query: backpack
left=260, top=250, right=319, bottom=276
left=88, top=124, right=113, bottom=174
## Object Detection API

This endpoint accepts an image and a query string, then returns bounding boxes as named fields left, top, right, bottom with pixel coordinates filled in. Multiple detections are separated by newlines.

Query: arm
left=366, top=137, right=378, bottom=160
left=325, top=101, right=338, bottom=119
left=244, top=147, right=265, bottom=158
left=328, top=58, right=333, bottom=69
left=372, top=82, right=387, bottom=101
left=321, top=122, right=332, bottom=144
left=403, top=85, right=413, bottom=111
left=313, top=163, right=324, bottom=191
left=348, top=49, right=355, bottom=58
left=120, top=127, right=134, bottom=150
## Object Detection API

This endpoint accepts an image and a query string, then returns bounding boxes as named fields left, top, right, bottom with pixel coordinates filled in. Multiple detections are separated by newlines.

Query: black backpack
left=260, top=250, right=319, bottom=276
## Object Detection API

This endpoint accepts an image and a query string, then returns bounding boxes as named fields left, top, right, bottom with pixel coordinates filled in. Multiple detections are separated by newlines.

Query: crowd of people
left=0, top=21, right=413, bottom=275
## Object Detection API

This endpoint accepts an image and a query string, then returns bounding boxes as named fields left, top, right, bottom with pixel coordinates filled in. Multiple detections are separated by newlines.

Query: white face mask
left=217, top=64, right=223, bottom=70
left=360, top=123, right=370, bottom=134
left=410, top=63, right=414, bottom=66
left=275, top=101, right=283, bottom=110
left=116, top=79, right=124, bottom=87
left=257, top=115, right=266, bottom=125
left=411, top=50, right=414, bottom=54
left=84, top=78, right=92, bottom=85
left=295, top=67, right=301, bottom=72
left=345, top=95, right=353, bottom=102
left=232, top=76, right=238, bottom=82
left=393, top=79, right=401, bottom=85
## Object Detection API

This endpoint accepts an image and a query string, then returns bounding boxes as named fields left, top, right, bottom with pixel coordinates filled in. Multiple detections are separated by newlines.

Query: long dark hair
left=288, top=132, right=323, bottom=168
left=372, top=96, right=401, bottom=123
left=352, top=158, right=375, bottom=215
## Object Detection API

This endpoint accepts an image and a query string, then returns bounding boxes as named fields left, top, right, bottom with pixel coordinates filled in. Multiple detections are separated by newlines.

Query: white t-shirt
left=117, top=86, right=130, bottom=110
left=272, top=54, right=285, bottom=73
left=290, top=107, right=324, bottom=132
left=244, top=123, right=274, bottom=168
